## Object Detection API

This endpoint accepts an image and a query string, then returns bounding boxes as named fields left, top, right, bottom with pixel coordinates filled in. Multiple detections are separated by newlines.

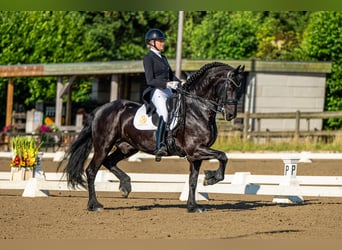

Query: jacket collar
left=150, top=48, right=161, bottom=58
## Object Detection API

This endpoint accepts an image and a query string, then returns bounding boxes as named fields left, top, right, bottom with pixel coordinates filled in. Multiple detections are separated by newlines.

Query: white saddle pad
left=133, top=105, right=157, bottom=130
left=133, top=105, right=178, bottom=131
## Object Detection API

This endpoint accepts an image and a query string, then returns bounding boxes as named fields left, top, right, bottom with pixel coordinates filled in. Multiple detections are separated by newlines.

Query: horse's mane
left=184, top=62, right=230, bottom=89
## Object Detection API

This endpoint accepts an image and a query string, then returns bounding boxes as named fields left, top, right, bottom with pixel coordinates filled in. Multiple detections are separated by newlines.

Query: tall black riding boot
left=155, top=116, right=168, bottom=162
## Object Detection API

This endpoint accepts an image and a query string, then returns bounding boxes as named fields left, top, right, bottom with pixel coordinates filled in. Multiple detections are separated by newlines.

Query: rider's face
left=154, top=39, right=165, bottom=51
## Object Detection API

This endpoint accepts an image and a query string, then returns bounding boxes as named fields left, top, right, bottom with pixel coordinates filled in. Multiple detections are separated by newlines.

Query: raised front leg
left=187, top=146, right=227, bottom=187
left=187, top=159, right=205, bottom=213
left=203, top=150, right=227, bottom=186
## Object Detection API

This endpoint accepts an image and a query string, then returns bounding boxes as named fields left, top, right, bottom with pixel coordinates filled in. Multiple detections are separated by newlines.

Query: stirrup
left=155, top=145, right=168, bottom=162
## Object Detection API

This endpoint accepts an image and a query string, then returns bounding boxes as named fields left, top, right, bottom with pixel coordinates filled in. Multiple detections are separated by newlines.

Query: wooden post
left=256, top=118, right=261, bottom=143
left=55, top=77, right=63, bottom=127
left=295, top=110, right=300, bottom=141
left=6, top=78, right=14, bottom=126
left=60, top=76, right=76, bottom=126
left=243, top=112, right=249, bottom=142
left=66, top=88, right=72, bottom=125
left=110, top=74, right=119, bottom=101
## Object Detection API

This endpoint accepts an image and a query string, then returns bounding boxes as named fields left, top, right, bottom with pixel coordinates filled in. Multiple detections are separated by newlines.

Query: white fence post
left=22, top=152, right=49, bottom=197
left=272, top=158, right=304, bottom=203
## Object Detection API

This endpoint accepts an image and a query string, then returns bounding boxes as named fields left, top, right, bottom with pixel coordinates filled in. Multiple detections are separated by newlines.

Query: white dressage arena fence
left=0, top=155, right=341, bottom=203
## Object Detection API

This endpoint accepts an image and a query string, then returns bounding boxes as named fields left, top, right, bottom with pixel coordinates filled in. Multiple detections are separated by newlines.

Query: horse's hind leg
left=102, top=146, right=138, bottom=198
left=86, top=152, right=107, bottom=211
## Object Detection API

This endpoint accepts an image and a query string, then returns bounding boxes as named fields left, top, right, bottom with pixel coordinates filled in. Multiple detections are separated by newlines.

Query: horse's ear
left=236, top=65, right=241, bottom=71
left=240, top=65, right=245, bottom=72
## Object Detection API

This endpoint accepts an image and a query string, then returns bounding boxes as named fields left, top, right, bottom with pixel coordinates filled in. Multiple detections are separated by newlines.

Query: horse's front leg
left=203, top=150, right=227, bottom=186
left=187, top=159, right=206, bottom=213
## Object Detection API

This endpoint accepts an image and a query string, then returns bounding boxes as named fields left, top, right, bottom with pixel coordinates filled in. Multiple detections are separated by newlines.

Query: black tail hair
left=61, top=110, right=96, bottom=189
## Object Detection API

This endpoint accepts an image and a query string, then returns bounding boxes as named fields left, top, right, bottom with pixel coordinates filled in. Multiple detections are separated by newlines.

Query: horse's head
left=212, top=64, right=245, bottom=121
left=183, top=62, right=245, bottom=121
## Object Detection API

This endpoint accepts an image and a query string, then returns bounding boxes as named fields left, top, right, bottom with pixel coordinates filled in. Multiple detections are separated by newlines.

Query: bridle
left=179, top=69, right=242, bottom=114
left=218, top=70, right=241, bottom=105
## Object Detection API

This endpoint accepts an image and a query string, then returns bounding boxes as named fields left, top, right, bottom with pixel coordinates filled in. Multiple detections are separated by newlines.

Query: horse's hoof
left=120, top=191, right=130, bottom=198
left=87, top=203, right=104, bottom=212
left=203, top=177, right=217, bottom=186
left=119, top=184, right=131, bottom=198
left=187, top=206, right=206, bottom=213
left=204, top=170, right=216, bottom=179
left=203, top=170, right=222, bottom=186
left=87, top=207, right=103, bottom=212
left=203, top=170, right=216, bottom=185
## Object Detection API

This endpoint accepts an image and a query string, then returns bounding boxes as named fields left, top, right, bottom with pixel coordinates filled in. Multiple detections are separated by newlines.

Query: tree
left=0, top=11, right=182, bottom=128
left=0, top=11, right=102, bottom=129
left=1, top=11, right=341, bottom=131
left=301, top=11, right=342, bottom=129
left=81, top=11, right=180, bottom=60
left=0, top=11, right=92, bottom=106
left=187, top=11, right=261, bottom=59
left=255, top=11, right=310, bottom=60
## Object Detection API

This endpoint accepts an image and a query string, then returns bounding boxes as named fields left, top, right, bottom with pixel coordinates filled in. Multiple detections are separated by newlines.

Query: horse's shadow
left=103, top=199, right=309, bottom=212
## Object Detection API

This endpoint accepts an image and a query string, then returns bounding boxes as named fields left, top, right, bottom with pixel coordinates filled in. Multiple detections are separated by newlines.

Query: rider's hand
left=166, top=81, right=180, bottom=90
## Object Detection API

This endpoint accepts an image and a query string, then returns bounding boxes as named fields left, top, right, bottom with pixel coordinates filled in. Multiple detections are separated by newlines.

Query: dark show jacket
left=143, top=50, right=180, bottom=89
left=142, top=50, right=180, bottom=115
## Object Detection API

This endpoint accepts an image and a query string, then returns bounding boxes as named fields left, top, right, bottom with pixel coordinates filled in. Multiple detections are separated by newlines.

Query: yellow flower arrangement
left=10, top=136, right=42, bottom=168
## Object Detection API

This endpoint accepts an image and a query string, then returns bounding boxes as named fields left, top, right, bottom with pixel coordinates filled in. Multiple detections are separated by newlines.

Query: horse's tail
left=62, top=110, right=96, bottom=189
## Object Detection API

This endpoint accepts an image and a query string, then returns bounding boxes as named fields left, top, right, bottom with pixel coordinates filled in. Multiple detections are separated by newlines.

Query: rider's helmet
left=145, top=29, right=167, bottom=44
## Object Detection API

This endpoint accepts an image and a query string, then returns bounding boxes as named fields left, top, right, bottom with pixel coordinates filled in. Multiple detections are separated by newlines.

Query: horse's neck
left=184, top=97, right=217, bottom=122
left=183, top=75, right=220, bottom=122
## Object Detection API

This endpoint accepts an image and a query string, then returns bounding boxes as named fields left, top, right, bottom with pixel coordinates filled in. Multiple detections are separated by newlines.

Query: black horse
left=62, top=62, right=245, bottom=213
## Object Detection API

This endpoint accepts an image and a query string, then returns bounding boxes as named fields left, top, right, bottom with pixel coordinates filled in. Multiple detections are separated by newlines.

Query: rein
left=179, top=69, right=240, bottom=114
left=178, top=88, right=221, bottom=113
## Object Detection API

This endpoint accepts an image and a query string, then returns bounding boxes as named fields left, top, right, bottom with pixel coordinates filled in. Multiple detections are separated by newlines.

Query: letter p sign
left=283, top=158, right=299, bottom=178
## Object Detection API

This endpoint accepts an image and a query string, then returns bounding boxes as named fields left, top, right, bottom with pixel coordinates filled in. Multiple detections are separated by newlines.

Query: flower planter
left=9, top=135, right=42, bottom=181
left=24, top=167, right=34, bottom=180
left=10, top=167, right=35, bottom=181
left=10, top=167, right=24, bottom=181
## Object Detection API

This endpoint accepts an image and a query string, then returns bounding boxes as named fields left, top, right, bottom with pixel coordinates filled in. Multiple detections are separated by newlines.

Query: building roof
left=0, top=59, right=332, bottom=78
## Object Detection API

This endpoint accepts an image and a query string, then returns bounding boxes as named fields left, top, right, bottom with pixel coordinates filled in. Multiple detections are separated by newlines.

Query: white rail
left=0, top=170, right=341, bottom=203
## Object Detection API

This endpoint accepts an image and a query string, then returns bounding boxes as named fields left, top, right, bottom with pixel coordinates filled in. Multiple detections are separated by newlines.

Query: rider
left=143, top=28, right=181, bottom=161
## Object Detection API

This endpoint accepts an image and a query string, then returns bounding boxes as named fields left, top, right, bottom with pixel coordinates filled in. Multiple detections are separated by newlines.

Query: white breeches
left=151, top=87, right=172, bottom=122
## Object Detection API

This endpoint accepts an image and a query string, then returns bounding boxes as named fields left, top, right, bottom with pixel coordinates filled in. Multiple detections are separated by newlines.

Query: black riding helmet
left=145, top=28, right=167, bottom=44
